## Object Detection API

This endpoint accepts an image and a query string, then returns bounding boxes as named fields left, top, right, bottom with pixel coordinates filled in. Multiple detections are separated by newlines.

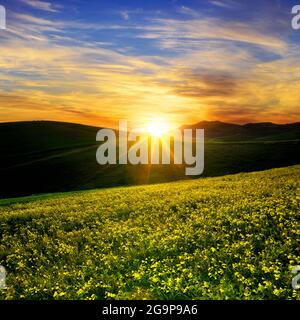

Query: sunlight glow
left=146, top=119, right=170, bottom=137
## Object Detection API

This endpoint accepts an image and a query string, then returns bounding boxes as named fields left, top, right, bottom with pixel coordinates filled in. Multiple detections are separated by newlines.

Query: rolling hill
left=0, top=120, right=299, bottom=198
left=0, top=166, right=299, bottom=299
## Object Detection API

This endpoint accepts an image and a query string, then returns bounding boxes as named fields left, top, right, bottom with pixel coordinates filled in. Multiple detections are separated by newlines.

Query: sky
left=0, top=0, right=300, bottom=128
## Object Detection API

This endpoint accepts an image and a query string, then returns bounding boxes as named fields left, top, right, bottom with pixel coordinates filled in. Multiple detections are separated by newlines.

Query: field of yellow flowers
left=0, top=165, right=299, bottom=300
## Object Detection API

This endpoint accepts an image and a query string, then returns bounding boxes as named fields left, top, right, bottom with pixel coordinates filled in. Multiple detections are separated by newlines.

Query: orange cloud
left=0, top=10, right=299, bottom=128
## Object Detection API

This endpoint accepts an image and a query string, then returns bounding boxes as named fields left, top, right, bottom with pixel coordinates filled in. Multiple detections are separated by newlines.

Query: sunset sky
left=0, top=0, right=300, bottom=128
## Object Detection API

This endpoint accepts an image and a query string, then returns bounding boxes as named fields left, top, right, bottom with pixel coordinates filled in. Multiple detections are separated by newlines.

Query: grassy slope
left=0, top=165, right=299, bottom=300
left=1, top=121, right=300, bottom=198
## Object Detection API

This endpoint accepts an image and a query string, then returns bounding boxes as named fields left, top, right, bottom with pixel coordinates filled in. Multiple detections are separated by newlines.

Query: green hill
left=0, top=120, right=300, bottom=198
left=0, top=165, right=299, bottom=300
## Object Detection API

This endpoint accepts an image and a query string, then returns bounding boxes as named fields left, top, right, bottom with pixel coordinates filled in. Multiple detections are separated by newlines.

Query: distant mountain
left=181, top=121, right=300, bottom=141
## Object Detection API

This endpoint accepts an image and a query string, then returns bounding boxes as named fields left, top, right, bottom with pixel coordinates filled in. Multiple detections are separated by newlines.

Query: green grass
left=0, top=165, right=299, bottom=300
left=1, top=138, right=300, bottom=198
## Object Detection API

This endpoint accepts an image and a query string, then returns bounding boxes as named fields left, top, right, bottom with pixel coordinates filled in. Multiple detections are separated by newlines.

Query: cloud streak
left=20, top=0, right=60, bottom=13
left=0, top=1, right=299, bottom=127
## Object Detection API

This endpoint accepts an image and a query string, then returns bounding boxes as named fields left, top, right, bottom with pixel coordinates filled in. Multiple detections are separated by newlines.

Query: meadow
left=0, top=165, right=299, bottom=300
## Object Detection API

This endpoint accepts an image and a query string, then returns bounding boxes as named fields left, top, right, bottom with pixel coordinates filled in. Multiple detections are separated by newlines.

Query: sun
left=147, top=120, right=170, bottom=137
